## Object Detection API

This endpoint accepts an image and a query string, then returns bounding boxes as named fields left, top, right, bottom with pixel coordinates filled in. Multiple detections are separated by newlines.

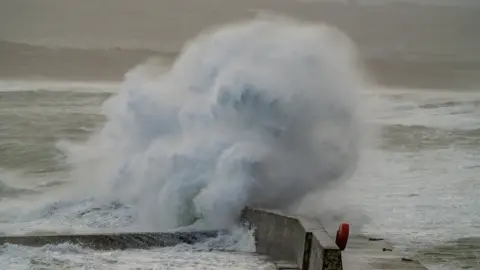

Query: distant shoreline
left=1, top=40, right=479, bottom=90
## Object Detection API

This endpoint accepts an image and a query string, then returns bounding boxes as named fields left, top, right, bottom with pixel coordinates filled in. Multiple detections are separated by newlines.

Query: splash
left=62, top=16, right=371, bottom=231
left=0, top=227, right=266, bottom=270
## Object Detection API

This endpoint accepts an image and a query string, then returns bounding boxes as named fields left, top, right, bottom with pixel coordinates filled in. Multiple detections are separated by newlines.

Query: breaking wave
left=60, top=16, right=371, bottom=231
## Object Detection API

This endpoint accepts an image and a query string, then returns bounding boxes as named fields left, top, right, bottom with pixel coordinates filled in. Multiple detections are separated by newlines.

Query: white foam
left=60, top=16, right=370, bottom=231
left=0, top=227, right=270, bottom=270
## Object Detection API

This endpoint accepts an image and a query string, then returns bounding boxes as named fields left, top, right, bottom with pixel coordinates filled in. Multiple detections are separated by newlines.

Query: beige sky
left=0, top=0, right=479, bottom=61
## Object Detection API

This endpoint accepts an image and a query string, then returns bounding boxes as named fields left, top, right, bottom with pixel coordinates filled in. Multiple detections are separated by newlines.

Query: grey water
left=0, top=1, right=479, bottom=269
left=0, top=81, right=479, bottom=269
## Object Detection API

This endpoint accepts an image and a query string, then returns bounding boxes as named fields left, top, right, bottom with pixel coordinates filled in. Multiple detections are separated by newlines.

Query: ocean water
left=0, top=17, right=479, bottom=269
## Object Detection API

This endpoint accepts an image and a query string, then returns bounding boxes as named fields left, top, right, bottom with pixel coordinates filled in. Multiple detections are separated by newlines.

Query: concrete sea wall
left=0, top=231, right=221, bottom=250
left=0, top=208, right=430, bottom=269
left=240, top=207, right=343, bottom=270
left=0, top=208, right=343, bottom=269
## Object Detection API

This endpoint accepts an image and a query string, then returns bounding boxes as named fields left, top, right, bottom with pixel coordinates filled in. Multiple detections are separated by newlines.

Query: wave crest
left=63, top=16, right=371, bottom=230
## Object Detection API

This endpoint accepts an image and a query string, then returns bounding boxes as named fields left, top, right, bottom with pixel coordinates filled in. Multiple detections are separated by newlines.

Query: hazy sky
left=0, top=0, right=479, bottom=60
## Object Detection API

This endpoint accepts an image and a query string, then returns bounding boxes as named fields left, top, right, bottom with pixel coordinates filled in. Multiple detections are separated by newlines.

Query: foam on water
left=57, top=16, right=370, bottom=232
left=0, top=226, right=269, bottom=269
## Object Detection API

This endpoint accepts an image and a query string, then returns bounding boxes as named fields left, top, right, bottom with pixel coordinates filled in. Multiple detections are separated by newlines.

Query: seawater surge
left=59, top=16, right=371, bottom=232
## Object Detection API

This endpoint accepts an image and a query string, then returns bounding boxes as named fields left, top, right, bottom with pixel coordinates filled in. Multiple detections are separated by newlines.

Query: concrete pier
left=240, top=207, right=427, bottom=270
left=0, top=208, right=427, bottom=270
left=0, top=231, right=221, bottom=250
left=240, top=207, right=342, bottom=270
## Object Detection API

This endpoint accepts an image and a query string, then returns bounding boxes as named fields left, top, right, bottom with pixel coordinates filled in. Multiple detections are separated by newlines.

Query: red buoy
left=335, top=223, right=350, bottom=251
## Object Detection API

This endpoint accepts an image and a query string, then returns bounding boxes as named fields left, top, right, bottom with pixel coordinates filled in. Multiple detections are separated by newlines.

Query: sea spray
left=62, top=16, right=371, bottom=231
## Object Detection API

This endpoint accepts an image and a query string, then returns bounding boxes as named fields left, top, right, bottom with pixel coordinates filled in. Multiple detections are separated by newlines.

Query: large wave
left=61, top=16, right=371, bottom=231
